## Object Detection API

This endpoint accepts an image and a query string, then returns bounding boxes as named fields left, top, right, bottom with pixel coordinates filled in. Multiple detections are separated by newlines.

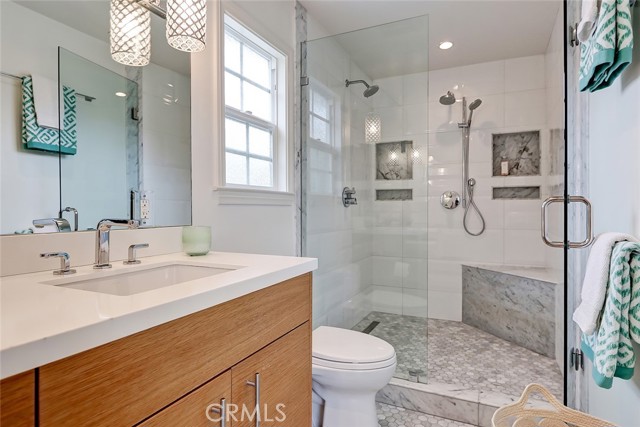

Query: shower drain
left=362, top=321, right=380, bottom=334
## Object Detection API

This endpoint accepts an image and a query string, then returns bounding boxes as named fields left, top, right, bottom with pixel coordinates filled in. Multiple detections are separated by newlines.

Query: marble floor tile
left=353, top=311, right=563, bottom=400
left=377, top=402, right=475, bottom=427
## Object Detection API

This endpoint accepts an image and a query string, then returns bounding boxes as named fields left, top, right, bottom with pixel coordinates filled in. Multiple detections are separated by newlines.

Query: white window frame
left=308, top=79, right=340, bottom=195
left=221, top=12, right=288, bottom=192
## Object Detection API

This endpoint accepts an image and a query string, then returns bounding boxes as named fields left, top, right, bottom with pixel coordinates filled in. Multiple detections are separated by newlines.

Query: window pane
left=312, top=92, right=329, bottom=119
left=243, top=82, right=271, bottom=121
left=311, top=116, right=329, bottom=143
left=224, top=33, right=241, bottom=73
left=225, top=118, right=247, bottom=152
left=225, top=72, right=242, bottom=110
left=249, top=126, right=272, bottom=158
left=243, top=45, right=271, bottom=88
left=226, top=152, right=247, bottom=185
left=310, top=148, right=332, bottom=171
left=249, top=158, right=272, bottom=187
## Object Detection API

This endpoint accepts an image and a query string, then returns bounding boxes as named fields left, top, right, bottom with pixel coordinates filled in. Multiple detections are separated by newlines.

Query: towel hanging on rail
left=579, top=0, right=634, bottom=92
left=21, top=76, right=77, bottom=155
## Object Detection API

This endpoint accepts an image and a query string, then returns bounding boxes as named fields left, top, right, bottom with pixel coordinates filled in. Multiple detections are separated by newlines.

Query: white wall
left=368, top=72, right=429, bottom=317
left=305, top=35, right=374, bottom=328
left=59, top=51, right=130, bottom=230
left=191, top=0, right=297, bottom=256
left=426, top=54, right=552, bottom=320
left=585, top=5, right=640, bottom=424
left=141, top=63, right=192, bottom=227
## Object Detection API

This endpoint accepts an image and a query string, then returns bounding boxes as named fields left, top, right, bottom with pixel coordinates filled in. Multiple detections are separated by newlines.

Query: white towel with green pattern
left=579, top=0, right=634, bottom=92
left=21, top=75, right=77, bottom=155
left=582, top=241, right=640, bottom=389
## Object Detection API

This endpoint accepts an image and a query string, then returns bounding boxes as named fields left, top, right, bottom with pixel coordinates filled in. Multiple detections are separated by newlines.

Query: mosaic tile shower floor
left=377, top=402, right=474, bottom=427
left=353, top=311, right=563, bottom=400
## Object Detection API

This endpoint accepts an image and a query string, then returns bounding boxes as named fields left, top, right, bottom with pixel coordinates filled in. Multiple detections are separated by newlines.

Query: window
left=308, top=81, right=339, bottom=195
left=223, top=14, right=286, bottom=190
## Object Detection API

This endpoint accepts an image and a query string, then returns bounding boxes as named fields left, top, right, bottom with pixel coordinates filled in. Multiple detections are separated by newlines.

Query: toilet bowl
left=311, top=326, right=397, bottom=427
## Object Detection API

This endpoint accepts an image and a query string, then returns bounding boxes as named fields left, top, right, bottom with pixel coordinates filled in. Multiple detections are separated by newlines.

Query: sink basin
left=45, top=264, right=238, bottom=296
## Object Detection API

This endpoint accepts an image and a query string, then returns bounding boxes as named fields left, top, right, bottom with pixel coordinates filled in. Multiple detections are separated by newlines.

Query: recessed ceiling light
left=439, top=41, right=454, bottom=50
left=115, top=92, right=127, bottom=97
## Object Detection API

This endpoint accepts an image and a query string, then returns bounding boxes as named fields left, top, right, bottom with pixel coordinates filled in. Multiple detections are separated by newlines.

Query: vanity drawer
left=39, top=273, right=311, bottom=427
left=0, top=370, right=35, bottom=427
left=138, top=371, right=231, bottom=427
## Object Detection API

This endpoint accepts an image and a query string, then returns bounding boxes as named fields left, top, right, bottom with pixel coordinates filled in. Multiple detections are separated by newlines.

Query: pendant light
left=110, top=0, right=151, bottom=66
left=365, top=112, right=381, bottom=144
left=166, top=0, right=207, bottom=52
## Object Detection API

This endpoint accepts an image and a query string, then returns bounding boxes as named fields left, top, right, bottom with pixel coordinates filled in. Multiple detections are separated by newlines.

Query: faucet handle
left=40, top=252, right=76, bottom=275
left=124, top=243, right=149, bottom=265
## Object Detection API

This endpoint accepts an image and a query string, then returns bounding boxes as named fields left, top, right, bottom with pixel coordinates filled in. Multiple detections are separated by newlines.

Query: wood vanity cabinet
left=0, top=371, right=35, bottom=426
left=35, top=273, right=312, bottom=427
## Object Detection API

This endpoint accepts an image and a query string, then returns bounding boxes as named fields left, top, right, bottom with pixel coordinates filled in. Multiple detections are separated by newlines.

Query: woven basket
left=492, top=384, right=616, bottom=427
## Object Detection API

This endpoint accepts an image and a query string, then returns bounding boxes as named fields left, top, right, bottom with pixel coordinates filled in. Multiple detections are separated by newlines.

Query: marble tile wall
left=492, top=186, right=540, bottom=199
left=492, top=131, right=541, bottom=176
left=376, top=189, right=413, bottom=201
left=462, top=265, right=557, bottom=358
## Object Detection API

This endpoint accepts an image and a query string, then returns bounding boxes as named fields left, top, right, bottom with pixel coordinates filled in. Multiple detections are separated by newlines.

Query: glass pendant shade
left=365, top=112, right=381, bottom=144
left=110, top=0, right=151, bottom=66
left=166, top=0, right=207, bottom=52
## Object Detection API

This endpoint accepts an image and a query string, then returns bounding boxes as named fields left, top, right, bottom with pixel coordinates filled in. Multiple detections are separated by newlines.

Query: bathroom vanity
left=0, top=252, right=316, bottom=426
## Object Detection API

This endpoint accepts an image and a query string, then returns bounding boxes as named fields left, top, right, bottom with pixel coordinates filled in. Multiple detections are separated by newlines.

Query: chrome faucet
left=94, top=219, right=139, bottom=269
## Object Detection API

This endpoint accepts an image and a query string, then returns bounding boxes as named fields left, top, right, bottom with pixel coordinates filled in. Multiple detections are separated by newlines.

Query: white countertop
left=0, top=252, right=317, bottom=379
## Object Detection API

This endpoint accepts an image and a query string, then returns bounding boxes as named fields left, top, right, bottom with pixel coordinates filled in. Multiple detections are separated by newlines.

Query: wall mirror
left=0, top=0, right=192, bottom=234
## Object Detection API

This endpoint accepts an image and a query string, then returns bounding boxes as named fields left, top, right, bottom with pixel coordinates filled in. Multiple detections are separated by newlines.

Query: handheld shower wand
left=439, top=92, right=486, bottom=236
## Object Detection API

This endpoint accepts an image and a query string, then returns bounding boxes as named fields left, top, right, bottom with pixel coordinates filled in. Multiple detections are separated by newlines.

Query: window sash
left=224, top=116, right=275, bottom=187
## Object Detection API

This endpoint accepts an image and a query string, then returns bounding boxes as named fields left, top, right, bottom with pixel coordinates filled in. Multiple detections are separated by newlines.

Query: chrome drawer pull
left=246, top=373, right=261, bottom=427
left=208, top=398, right=226, bottom=427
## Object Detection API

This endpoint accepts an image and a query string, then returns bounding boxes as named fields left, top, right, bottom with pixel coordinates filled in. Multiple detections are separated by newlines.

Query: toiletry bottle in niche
left=501, top=157, right=509, bottom=176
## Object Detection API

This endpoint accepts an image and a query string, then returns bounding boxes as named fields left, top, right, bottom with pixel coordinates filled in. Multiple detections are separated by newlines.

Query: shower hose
left=463, top=178, right=486, bottom=236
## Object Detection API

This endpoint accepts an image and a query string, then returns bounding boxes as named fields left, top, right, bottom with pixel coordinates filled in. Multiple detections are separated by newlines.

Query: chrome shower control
left=441, top=191, right=461, bottom=209
left=342, top=187, right=358, bottom=207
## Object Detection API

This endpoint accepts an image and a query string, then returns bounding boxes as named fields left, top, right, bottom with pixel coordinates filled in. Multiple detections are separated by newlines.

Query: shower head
left=467, top=98, right=482, bottom=125
left=469, top=99, right=482, bottom=110
left=439, top=91, right=456, bottom=105
left=345, top=79, right=379, bottom=98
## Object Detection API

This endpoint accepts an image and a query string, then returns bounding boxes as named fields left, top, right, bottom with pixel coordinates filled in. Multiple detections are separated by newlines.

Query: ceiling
left=300, top=0, right=562, bottom=78
left=15, top=0, right=190, bottom=75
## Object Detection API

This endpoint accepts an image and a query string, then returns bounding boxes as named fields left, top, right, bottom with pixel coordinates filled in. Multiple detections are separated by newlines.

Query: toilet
left=311, top=326, right=397, bottom=427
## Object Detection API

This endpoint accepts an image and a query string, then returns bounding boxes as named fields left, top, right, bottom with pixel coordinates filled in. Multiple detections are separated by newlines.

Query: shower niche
left=492, top=130, right=541, bottom=177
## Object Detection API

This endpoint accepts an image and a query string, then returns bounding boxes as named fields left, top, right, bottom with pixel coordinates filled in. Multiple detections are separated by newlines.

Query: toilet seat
left=312, top=355, right=396, bottom=371
left=312, top=326, right=396, bottom=371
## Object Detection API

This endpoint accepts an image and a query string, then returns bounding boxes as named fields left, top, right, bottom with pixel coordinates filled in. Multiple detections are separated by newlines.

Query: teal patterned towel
left=582, top=241, right=640, bottom=389
left=579, top=0, right=634, bottom=92
left=21, top=75, right=77, bottom=155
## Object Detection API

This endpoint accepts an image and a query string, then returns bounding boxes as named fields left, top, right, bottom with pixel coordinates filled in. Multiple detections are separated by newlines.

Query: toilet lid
left=312, top=326, right=396, bottom=364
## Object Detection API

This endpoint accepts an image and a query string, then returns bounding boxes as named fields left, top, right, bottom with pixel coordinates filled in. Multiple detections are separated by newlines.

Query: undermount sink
left=43, top=263, right=239, bottom=296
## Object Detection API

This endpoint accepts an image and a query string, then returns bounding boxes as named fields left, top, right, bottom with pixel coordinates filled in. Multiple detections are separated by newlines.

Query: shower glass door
left=302, top=15, right=430, bottom=383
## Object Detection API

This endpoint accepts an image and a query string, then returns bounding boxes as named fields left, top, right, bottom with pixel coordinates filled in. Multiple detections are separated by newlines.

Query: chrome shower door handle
left=246, top=373, right=261, bottom=427
left=541, top=196, right=564, bottom=248
left=567, top=196, right=594, bottom=248
left=541, top=195, right=594, bottom=248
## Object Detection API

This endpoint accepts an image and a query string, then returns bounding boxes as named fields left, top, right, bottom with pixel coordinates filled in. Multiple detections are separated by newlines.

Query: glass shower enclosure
left=302, top=15, right=430, bottom=383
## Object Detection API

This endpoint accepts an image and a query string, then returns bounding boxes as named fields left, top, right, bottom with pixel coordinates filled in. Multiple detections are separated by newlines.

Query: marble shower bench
left=461, top=264, right=563, bottom=359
